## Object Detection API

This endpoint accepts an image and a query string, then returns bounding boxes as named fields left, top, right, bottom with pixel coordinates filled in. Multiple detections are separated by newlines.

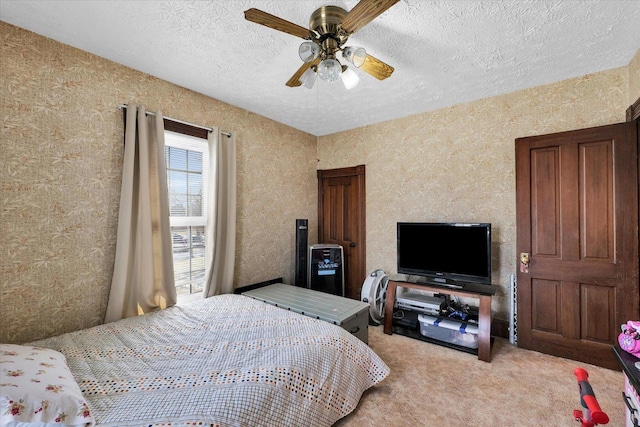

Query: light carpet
left=336, top=325, right=624, bottom=426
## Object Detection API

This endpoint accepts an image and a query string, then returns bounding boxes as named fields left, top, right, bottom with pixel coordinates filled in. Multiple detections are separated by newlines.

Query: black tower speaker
left=294, top=219, right=308, bottom=287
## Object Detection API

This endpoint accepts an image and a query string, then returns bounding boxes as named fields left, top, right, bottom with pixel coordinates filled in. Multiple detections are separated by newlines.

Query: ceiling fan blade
left=244, top=8, right=312, bottom=39
left=286, top=58, right=321, bottom=87
left=360, top=53, right=394, bottom=80
left=341, top=0, right=400, bottom=34
left=286, top=63, right=310, bottom=87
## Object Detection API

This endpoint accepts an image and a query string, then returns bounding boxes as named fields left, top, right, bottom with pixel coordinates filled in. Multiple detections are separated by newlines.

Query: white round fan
left=361, top=269, right=389, bottom=325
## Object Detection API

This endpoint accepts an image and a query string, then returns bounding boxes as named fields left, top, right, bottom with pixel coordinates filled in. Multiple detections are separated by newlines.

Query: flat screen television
left=397, top=222, right=492, bottom=285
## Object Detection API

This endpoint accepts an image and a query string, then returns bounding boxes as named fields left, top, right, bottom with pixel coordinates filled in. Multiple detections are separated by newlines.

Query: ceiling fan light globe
left=300, top=67, right=317, bottom=89
left=317, top=58, right=341, bottom=81
left=298, top=41, right=320, bottom=63
left=343, top=46, right=367, bottom=68
left=341, top=67, right=359, bottom=90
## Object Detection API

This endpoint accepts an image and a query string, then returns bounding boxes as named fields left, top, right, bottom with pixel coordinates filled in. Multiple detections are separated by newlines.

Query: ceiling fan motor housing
left=310, top=5, right=349, bottom=57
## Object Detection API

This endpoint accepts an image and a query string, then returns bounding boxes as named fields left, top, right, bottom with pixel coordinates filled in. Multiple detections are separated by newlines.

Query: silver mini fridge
left=308, top=244, right=345, bottom=297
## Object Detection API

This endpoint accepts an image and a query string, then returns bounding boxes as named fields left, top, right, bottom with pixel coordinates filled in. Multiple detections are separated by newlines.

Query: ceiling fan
left=244, top=0, right=399, bottom=89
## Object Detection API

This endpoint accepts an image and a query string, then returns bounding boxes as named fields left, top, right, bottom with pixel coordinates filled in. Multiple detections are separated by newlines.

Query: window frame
left=162, top=122, right=211, bottom=298
left=165, top=130, right=210, bottom=229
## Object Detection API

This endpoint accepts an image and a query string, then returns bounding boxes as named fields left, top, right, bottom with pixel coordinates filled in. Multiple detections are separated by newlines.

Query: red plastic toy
left=573, top=367, right=609, bottom=426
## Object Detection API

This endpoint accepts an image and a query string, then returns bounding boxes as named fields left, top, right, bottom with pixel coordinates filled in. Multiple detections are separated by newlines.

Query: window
left=165, top=130, right=210, bottom=297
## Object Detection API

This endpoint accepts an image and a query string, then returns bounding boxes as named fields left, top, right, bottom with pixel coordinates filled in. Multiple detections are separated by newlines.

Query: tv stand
left=383, top=275, right=497, bottom=362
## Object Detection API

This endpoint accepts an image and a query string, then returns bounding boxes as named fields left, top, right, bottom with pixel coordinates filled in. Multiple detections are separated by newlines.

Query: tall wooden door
left=515, top=122, right=638, bottom=370
left=317, top=165, right=366, bottom=300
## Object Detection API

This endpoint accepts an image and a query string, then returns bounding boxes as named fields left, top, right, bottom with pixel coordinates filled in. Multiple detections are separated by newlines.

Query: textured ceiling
left=2, top=0, right=639, bottom=136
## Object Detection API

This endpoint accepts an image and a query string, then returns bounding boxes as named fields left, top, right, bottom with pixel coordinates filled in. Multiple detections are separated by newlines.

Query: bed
left=1, top=294, right=389, bottom=427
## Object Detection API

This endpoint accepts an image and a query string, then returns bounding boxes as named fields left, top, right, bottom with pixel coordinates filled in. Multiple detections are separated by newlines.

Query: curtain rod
left=118, top=104, right=231, bottom=137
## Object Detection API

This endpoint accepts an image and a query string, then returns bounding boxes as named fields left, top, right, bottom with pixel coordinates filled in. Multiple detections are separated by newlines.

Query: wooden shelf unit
left=383, top=278, right=497, bottom=362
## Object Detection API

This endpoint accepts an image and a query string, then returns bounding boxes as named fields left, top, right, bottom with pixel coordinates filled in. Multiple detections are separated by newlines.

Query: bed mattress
left=29, top=294, right=389, bottom=427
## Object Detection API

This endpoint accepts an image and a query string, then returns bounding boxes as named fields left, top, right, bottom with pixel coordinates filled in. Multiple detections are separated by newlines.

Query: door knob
left=349, top=242, right=356, bottom=247
left=520, top=253, right=530, bottom=273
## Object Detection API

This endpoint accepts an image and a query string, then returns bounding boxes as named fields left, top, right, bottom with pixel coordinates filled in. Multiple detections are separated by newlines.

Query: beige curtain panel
left=105, top=105, right=177, bottom=323
left=203, top=129, right=237, bottom=297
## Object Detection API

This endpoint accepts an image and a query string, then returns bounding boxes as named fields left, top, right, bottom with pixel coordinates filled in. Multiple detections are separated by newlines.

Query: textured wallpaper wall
left=317, top=65, right=633, bottom=322
left=0, top=22, right=318, bottom=343
left=1, top=21, right=637, bottom=343
left=629, top=49, right=640, bottom=106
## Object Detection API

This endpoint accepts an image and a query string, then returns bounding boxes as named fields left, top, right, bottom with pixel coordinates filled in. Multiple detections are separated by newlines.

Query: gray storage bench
left=242, top=283, right=369, bottom=344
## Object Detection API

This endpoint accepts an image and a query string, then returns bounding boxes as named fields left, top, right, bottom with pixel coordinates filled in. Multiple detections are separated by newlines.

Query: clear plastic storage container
left=418, top=314, right=479, bottom=349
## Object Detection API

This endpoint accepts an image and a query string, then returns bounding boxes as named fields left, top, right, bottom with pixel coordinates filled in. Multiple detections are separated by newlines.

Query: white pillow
left=0, top=344, right=95, bottom=427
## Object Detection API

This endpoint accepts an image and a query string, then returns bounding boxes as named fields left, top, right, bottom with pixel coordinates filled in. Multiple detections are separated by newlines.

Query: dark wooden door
left=515, top=122, right=638, bottom=370
left=317, top=165, right=366, bottom=300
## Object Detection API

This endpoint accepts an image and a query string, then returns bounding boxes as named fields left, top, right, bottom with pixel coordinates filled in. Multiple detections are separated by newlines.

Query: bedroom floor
left=336, top=325, right=625, bottom=426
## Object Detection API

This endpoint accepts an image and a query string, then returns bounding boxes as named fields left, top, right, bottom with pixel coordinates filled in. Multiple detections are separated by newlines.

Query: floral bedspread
left=30, top=294, right=389, bottom=427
